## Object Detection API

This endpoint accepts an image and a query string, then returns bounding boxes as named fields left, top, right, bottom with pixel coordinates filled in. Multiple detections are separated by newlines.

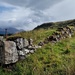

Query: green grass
left=8, top=29, right=56, bottom=44
left=1, top=28, right=75, bottom=75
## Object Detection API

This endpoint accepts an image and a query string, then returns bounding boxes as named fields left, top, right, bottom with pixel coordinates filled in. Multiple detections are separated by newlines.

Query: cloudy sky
left=0, top=0, right=75, bottom=30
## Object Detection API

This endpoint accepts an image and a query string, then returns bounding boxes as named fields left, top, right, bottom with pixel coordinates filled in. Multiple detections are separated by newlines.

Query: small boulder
left=0, top=41, right=18, bottom=64
left=24, top=49, right=30, bottom=54
left=38, top=42, right=44, bottom=46
left=28, top=38, right=33, bottom=46
left=29, top=50, right=34, bottom=54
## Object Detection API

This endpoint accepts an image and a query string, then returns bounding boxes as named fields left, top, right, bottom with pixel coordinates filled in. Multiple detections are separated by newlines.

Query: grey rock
left=68, top=34, right=72, bottom=38
left=16, top=38, right=24, bottom=50
left=23, top=38, right=29, bottom=47
left=38, top=42, right=44, bottom=46
left=34, top=45, right=42, bottom=49
left=27, top=46, right=35, bottom=50
left=0, top=41, right=18, bottom=64
left=28, top=38, right=33, bottom=46
left=29, top=50, right=34, bottom=53
left=24, top=49, right=30, bottom=54
left=18, top=50, right=25, bottom=56
left=18, top=50, right=25, bottom=60
left=16, top=38, right=29, bottom=50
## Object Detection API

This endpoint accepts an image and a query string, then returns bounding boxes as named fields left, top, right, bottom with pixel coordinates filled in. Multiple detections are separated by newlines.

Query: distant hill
left=34, top=19, right=75, bottom=30
left=0, top=27, right=24, bottom=35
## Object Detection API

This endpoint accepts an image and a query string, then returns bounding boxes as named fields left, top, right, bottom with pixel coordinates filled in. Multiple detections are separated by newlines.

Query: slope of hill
left=1, top=27, right=75, bottom=75
left=34, top=19, right=75, bottom=30
left=0, top=19, right=75, bottom=75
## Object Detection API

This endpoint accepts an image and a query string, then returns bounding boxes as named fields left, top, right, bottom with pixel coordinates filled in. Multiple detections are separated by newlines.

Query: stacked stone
left=14, top=38, right=41, bottom=60
left=15, top=38, right=28, bottom=59
left=0, top=36, right=42, bottom=64
left=44, top=26, right=75, bottom=44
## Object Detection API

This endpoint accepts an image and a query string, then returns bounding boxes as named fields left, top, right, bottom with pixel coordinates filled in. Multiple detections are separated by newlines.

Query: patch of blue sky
left=0, top=5, right=15, bottom=12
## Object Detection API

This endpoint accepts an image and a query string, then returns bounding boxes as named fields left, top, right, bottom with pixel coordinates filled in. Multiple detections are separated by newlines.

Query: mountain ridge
left=34, top=19, right=75, bottom=30
left=0, top=27, right=24, bottom=35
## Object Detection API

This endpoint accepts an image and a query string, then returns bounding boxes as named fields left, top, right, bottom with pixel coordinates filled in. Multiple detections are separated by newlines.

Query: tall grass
left=1, top=28, right=75, bottom=75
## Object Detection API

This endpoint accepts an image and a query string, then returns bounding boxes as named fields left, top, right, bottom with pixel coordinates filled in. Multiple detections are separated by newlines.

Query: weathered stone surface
left=0, top=41, right=18, bottom=64
left=16, top=38, right=24, bottom=50
left=4, top=41, right=18, bottom=64
left=18, top=50, right=25, bottom=56
left=28, top=38, right=33, bottom=46
left=29, top=50, right=34, bottom=53
left=18, top=50, right=25, bottom=60
left=34, top=45, right=42, bottom=49
left=23, top=38, right=29, bottom=47
left=16, top=38, right=29, bottom=50
left=24, top=49, right=30, bottom=54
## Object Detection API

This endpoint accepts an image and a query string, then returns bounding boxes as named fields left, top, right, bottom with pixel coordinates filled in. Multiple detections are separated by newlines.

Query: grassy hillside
left=34, top=19, right=75, bottom=30
left=1, top=26, right=75, bottom=75
left=8, top=29, right=56, bottom=44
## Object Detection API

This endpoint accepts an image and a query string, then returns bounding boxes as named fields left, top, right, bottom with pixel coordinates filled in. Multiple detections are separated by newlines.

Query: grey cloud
left=0, top=0, right=63, bottom=10
left=0, top=0, right=71, bottom=30
left=27, top=0, right=63, bottom=10
left=45, top=0, right=75, bottom=22
left=0, top=10, right=52, bottom=30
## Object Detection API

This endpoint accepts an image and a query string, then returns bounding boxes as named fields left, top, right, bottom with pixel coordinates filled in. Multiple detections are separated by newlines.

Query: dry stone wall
left=0, top=37, right=41, bottom=64
left=0, top=26, right=75, bottom=65
left=44, top=26, right=75, bottom=44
